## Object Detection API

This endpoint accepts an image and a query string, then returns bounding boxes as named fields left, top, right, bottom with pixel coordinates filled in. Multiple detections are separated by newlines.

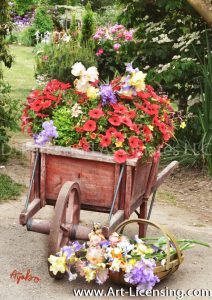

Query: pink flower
left=96, top=269, right=109, bottom=285
left=113, top=43, right=121, bottom=51
left=86, top=248, right=105, bottom=264
left=124, top=30, right=133, bottom=41
left=96, top=48, right=104, bottom=56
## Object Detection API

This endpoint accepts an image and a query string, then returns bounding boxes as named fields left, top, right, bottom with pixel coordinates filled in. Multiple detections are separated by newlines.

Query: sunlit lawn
left=3, top=45, right=36, bottom=102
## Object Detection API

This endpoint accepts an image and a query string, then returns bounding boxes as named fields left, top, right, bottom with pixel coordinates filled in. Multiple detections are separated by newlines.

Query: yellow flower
left=128, top=259, right=137, bottom=266
left=148, top=125, right=154, bottom=131
left=115, top=141, right=123, bottom=147
left=129, top=71, right=146, bottom=91
left=180, top=121, right=186, bottom=129
left=86, top=86, right=99, bottom=99
left=48, top=255, right=66, bottom=275
left=83, top=267, right=96, bottom=282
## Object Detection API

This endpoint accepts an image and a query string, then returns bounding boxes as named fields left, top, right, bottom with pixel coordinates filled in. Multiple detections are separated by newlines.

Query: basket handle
left=114, top=219, right=183, bottom=270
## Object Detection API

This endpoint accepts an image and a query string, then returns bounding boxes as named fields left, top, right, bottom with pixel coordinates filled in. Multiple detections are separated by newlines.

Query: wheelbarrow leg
left=139, top=198, right=148, bottom=237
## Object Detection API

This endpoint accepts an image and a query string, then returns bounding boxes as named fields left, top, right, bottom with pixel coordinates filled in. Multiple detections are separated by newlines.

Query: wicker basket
left=109, top=219, right=184, bottom=286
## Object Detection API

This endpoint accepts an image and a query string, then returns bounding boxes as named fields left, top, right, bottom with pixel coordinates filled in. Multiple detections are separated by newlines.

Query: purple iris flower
left=100, top=240, right=110, bottom=248
left=42, top=120, right=58, bottom=138
left=124, top=258, right=159, bottom=291
left=34, top=120, right=58, bottom=146
left=100, top=84, right=117, bottom=106
left=62, top=246, right=74, bottom=260
left=72, top=241, right=84, bottom=252
left=126, top=63, right=139, bottom=74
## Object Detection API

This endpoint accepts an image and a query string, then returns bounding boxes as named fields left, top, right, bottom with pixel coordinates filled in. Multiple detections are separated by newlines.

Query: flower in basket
left=22, top=62, right=175, bottom=164
left=48, top=225, right=209, bottom=290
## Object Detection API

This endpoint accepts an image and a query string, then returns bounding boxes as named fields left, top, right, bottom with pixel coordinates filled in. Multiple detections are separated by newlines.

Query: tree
left=0, top=0, right=13, bottom=78
left=12, top=0, right=39, bottom=16
left=186, top=0, right=212, bottom=26
left=82, top=0, right=114, bottom=11
left=81, top=2, right=95, bottom=43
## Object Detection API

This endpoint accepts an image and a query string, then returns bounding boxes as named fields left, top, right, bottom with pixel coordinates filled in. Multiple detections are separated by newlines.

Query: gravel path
left=0, top=194, right=211, bottom=300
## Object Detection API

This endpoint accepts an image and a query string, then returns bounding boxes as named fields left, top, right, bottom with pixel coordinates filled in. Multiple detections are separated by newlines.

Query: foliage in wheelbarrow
left=22, top=62, right=177, bottom=163
left=48, top=225, right=209, bottom=291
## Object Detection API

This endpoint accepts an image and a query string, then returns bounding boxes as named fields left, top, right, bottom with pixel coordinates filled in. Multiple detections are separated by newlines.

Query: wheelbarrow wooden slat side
left=26, top=142, right=138, bottom=166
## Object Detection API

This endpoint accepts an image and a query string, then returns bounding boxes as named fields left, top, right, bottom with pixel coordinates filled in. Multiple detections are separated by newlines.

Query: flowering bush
left=22, top=62, right=175, bottom=164
left=48, top=225, right=206, bottom=290
left=94, top=24, right=137, bottom=80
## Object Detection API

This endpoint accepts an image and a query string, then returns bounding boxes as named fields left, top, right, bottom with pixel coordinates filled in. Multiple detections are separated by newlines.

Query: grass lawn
left=3, top=44, right=36, bottom=102
left=0, top=174, right=24, bottom=201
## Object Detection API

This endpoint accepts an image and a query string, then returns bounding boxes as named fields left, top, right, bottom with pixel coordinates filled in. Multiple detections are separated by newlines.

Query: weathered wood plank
left=40, top=153, right=46, bottom=207
left=19, top=198, right=41, bottom=225
left=124, top=166, right=132, bottom=219
left=131, top=158, right=153, bottom=204
left=45, top=155, right=119, bottom=210
left=26, top=141, right=138, bottom=166
left=152, top=161, right=179, bottom=192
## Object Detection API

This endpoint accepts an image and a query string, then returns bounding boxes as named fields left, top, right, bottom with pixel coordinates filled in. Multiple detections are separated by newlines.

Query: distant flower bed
left=22, top=62, right=174, bottom=163
left=94, top=24, right=135, bottom=55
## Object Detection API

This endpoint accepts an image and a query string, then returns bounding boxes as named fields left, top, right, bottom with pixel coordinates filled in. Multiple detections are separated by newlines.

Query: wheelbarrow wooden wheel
left=48, top=181, right=81, bottom=278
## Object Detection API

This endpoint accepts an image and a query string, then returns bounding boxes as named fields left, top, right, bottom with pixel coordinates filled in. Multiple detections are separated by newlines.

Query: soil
left=0, top=137, right=211, bottom=300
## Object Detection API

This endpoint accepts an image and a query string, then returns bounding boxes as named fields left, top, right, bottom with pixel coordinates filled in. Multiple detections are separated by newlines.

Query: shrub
left=17, top=25, right=37, bottom=46
left=12, top=0, right=38, bottom=16
left=94, top=24, right=137, bottom=80
left=33, top=5, right=54, bottom=34
left=35, top=41, right=97, bottom=84
left=0, top=81, right=19, bottom=162
left=81, top=2, right=95, bottom=44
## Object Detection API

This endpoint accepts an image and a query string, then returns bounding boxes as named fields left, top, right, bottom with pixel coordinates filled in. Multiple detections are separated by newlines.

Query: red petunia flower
left=90, top=80, right=100, bottom=87
left=128, top=149, right=143, bottom=159
left=83, top=120, right=97, bottom=132
left=119, top=94, right=133, bottom=100
left=106, top=127, right=117, bottom=136
left=100, top=135, right=112, bottom=148
left=45, top=80, right=71, bottom=92
left=134, top=102, right=143, bottom=110
left=79, top=137, right=90, bottom=151
left=136, top=91, right=151, bottom=100
left=130, top=123, right=140, bottom=135
left=42, top=100, right=52, bottom=109
left=143, top=125, right=152, bottom=142
left=110, top=77, right=121, bottom=86
left=89, top=108, right=104, bottom=119
left=128, top=136, right=139, bottom=148
left=121, top=116, right=133, bottom=127
left=108, top=116, right=122, bottom=126
left=76, top=127, right=84, bottom=133
left=114, top=132, right=125, bottom=142
left=114, top=149, right=128, bottom=164
left=127, top=110, right=137, bottom=119
left=29, top=100, right=43, bottom=112
left=112, top=104, right=128, bottom=114
left=113, top=85, right=121, bottom=91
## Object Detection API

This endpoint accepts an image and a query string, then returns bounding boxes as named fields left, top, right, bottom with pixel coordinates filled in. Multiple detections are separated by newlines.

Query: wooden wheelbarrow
left=19, top=142, right=178, bottom=256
